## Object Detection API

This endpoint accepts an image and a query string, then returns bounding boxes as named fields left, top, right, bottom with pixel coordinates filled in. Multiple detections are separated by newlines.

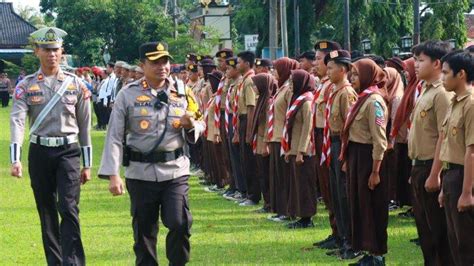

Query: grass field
left=0, top=105, right=424, bottom=265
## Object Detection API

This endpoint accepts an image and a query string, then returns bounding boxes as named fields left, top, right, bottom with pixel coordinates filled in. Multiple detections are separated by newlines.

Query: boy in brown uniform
left=438, top=51, right=474, bottom=266
left=235, top=51, right=259, bottom=206
left=408, top=41, right=454, bottom=265
left=312, top=40, right=341, bottom=249
left=324, top=50, right=359, bottom=259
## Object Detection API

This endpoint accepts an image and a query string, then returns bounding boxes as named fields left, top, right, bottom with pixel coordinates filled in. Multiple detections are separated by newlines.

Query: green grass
left=0, top=105, right=424, bottom=265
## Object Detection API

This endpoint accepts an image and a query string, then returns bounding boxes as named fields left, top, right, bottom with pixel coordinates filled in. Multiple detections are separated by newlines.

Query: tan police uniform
left=346, top=93, right=389, bottom=255
left=407, top=79, right=454, bottom=265
left=98, top=42, right=203, bottom=265
left=9, top=26, right=91, bottom=266
left=439, top=89, right=474, bottom=266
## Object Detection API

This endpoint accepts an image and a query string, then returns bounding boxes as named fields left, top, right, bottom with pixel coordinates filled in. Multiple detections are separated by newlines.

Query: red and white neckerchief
left=253, top=98, right=272, bottom=154
left=320, top=83, right=351, bottom=166
left=232, top=70, right=255, bottom=134
left=312, top=77, right=332, bottom=127
left=203, top=96, right=215, bottom=138
left=224, top=83, right=235, bottom=134
left=407, top=81, right=424, bottom=130
left=281, top=91, right=314, bottom=154
left=214, top=77, right=226, bottom=130
left=267, top=80, right=290, bottom=141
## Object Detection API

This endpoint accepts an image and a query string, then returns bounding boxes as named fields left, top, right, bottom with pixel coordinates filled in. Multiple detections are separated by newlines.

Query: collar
left=36, top=68, right=65, bottom=82
left=424, top=79, right=443, bottom=91
left=453, top=88, right=472, bottom=103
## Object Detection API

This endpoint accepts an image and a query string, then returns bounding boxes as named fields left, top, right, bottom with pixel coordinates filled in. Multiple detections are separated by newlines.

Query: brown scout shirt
left=315, top=77, right=332, bottom=129
left=408, top=80, right=452, bottom=160
left=98, top=78, right=204, bottom=182
left=329, top=84, right=357, bottom=134
left=268, top=80, right=293, bottom=143
left=348, top=94, right=388, bottom=160
left=10, top=70, right=91, bottom=148
left=206, top=95, right=219, bottom=141
left=235, top=72, right=256, bottom=115
left=440, top=89, right=474, bottom=165
left=289, top=100, right=314, bottom=155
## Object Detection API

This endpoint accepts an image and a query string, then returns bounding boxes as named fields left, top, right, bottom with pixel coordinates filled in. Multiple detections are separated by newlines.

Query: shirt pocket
left=419, top=100, right=434, bottom=130
left=449, top=117, right=464, bottom=139
left=129, top=106, right=154, bottom=133
left=26, top=92, right=46, bottom=106
left=61, top=94, right=78, bottom=114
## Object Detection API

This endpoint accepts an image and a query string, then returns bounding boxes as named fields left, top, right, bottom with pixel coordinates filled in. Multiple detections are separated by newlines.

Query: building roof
left=0, top=2, right=37, bottom=49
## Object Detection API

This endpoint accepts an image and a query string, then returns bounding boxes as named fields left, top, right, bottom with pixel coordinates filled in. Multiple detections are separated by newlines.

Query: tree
left=422, top=0, right=470, bottom=48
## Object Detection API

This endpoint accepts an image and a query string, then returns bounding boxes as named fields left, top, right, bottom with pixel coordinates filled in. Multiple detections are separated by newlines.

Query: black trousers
left=227, top=114, right=246, bottom=193
left=28, top=143, right=84, bottom=266
left=126, top=176, right=192, bottom=266
left=442, top=168, right=474, bottom=266
left=96, top=99, right=111, bottom=128
left=0, top=90, right=9, bottom=107
left=411, top=165, right=454, bottom=266
left=238, top=115, right=260, bottom=203
left=329, top=137, right=351, bottom=248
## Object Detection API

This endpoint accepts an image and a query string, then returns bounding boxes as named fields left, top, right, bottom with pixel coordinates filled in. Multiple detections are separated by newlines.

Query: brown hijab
left=391, top=57, right=420, bottom=138
left=287, top=69, right=315, bottom=134
left=273, top=57, right=299, bottom=88
left=340, top=59, right=386, bottom=161
left=250, top=73, right=278, bottom=138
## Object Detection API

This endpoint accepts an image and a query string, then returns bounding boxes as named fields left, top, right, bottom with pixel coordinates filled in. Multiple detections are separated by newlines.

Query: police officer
left=98, top=42, right=203, bottom=266
left=10, top=27, right=92, bottom=265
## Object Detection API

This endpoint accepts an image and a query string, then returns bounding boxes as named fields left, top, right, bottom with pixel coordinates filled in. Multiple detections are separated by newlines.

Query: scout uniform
left=408, top=79, right=453, bottom=265
left=9, top=27, right=92, bottom=265
left=341, top=59, right=389, bottom=264
left=283, top=70, right=317, bottom=227
left=312, top=40, right=342, bottom=248
left=234, top=66, right=259, bottom=205
left=98, top=42, right=204, bottom=265
left=439, top=89, right=474, bottom=266
left=185, top=63, right=202, bottom=170
left=223, top=57, right=246, bottom=200
left=214, top=49, right=236, bottom=195
left=268, top=72, right=293, bottom=219
left=323, top=50, right=358, bottom=257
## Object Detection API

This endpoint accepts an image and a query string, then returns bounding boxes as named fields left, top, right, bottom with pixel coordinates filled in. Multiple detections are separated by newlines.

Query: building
left=0, top=2, right=36, bottom=68
left=189, top=0, right=232, bottom=55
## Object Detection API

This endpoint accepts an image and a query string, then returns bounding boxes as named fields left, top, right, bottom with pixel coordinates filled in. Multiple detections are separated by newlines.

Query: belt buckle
left=48, top=138, right=60, bottom=147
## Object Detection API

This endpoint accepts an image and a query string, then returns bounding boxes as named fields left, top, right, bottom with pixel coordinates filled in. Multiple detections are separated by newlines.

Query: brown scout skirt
left=347, top=141, right=389, bottom=255
left=287, top=155, right=317, bottom=218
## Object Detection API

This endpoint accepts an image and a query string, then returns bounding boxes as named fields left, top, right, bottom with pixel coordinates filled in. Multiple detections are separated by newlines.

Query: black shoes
left=287, top=219, right=315, bottom=229
left=313, top=235, right=340, bottom=250
left=349, top=254, right=386, bottom=266
left=325, top=247, right=361, bottom=260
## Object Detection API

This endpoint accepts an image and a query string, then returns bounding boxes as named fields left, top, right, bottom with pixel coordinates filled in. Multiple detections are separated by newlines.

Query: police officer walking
left=98, top=42, right=203, bottom=266
left=10, top=27, right=92, bottom=265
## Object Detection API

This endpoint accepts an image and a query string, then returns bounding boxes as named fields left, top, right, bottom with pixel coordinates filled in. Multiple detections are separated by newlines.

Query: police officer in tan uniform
left=98, top=42, right=203, bottom=266
left=324, top=50, right=359, bottom=259
left=437, top=51, right=474, bottom=266
left=408, top=41, right=454, bottom=265
left=10, top=27, right=92, bottom=265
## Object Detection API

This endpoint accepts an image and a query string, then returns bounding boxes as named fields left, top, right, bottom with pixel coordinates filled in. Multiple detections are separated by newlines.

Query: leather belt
left=443, top=162, right=463, bottom=170
left=130, top=148, right=184, bottom=163
left=30, top=134, right=78, bottom=147
left=412, top=159, right=434, bottom=167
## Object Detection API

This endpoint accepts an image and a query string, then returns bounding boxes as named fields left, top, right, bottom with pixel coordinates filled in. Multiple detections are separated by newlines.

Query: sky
left=8, top=0, right=41, bottom=12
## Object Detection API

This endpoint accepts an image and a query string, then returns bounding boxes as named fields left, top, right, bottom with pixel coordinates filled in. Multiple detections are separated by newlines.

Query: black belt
left=412, top=159, right=434, bottom=167
left=129, top=148, right=184, bottom=163
left=443, top=162, right=463, bottom=170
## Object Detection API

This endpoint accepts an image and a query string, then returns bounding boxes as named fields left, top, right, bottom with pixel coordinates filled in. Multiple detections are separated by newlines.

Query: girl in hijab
left=341, top=58, right=388, bottom=265
left=282, top=69, right=317, bottom=229
left=204, top=70, right=230, bottom=191
left=390, top=57, right=421, bottom=212
left=267, top=57, right=299, bottom=222
left=250, top=73, right=278, bottom=213
left=381, top=66, right=405, bottom=210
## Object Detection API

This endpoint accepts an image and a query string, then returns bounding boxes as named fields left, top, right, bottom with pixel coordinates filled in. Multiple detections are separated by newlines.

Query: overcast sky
left=8, top=0, right=41, bottom=12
